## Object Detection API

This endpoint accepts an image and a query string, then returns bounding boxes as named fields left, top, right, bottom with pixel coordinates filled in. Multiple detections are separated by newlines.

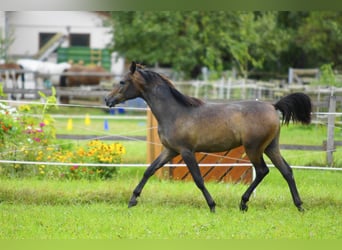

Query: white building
left=0, top=11, right=124, bottom=74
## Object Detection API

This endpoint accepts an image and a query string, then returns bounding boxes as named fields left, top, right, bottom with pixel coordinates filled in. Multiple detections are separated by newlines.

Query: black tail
left=274, top=92, right=312, bottom=125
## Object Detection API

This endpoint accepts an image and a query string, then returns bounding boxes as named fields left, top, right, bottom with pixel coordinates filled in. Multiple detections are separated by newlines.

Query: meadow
left=0, top=168, right=341, bottom=239
left=1, top=107, right=342, bottom=240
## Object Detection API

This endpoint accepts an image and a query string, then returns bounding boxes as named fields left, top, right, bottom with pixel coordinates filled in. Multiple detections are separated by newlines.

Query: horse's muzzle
left=104, top=96, right=117, bottom=108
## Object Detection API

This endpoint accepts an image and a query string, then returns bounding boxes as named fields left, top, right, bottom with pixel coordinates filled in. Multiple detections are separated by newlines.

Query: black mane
left=137, top=69, right=204, bottom=107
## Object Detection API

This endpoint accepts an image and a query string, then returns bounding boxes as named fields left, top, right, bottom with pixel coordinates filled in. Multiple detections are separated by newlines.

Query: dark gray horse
left=105, top=62, right=312, bottom=212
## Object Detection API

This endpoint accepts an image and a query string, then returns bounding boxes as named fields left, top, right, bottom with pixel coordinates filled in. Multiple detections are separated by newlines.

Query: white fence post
left=326, top=92, right=336, bottom=166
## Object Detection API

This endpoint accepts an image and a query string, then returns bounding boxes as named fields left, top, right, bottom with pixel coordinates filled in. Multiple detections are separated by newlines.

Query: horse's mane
left=136, top=67, right=204, bottom=107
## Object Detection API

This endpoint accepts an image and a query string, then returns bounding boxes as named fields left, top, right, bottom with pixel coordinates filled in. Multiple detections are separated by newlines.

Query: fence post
left=288, top=67, right=293, bottom=83
left=146, top=109, right=162, bottom=164
left=326, top=93, right=336, bottom=166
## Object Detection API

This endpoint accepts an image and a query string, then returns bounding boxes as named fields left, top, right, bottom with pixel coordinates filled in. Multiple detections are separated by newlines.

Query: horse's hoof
left=128, top=200, right=138, bottom=208
left=297, top=206, right=305, bottom=213
left=239, top=202, right=248, bottom=212
left=210, top=207, right=216, bottom=213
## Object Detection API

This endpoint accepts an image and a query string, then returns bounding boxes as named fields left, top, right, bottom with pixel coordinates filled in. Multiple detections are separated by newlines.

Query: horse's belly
left=193, top=133, right=241, bottom=152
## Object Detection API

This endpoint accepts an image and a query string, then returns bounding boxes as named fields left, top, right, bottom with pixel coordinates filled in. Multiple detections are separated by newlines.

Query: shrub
left=48, top=140, right=125, bottom=180
left=0, top=88, right=125, bottom=180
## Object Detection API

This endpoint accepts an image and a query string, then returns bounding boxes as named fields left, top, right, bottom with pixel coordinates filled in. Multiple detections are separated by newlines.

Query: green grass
left=278, top=124, right=342, bottom=167
left=279, top=123, right=342, bottom=145
left=121, top=141, right=147, bottom=163
left=54, top=117, right=147, bottom=136
left=0, top=169, right=341, bottom=239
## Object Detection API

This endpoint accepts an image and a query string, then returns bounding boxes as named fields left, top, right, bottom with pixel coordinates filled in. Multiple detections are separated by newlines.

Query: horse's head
left=105, top=61, right=143, bottom=107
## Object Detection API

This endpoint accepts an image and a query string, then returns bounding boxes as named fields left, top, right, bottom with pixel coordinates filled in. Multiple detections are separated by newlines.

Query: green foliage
left=111, top=11, right=342, bottom=79
left=296, top=12, right=342, bottom=67
left=0, top=84, right=6, bottom=97
left=0, top=88, right=125, bottom=180
left=111, top=11, right=288, bottom=79
left=0, top=26, right=15, bottom=62
left=46, top=140, right=125, bottom=180
left=0, top=102, right=22, bottom=144
left=310, top=63, right=342, bottom=87
left=319, top=63, right=337, bottom=86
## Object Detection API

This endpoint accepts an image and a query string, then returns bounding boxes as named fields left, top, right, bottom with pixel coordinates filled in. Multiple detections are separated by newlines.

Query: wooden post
left=146, top=109, right=163, bottom=164
left=326, top=94, right=336, bottom=166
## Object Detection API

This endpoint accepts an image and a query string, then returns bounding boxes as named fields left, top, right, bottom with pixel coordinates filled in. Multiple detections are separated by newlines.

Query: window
left=39, top=33, right=57, bottom=49
left=69, top=33, right=90, bottom=47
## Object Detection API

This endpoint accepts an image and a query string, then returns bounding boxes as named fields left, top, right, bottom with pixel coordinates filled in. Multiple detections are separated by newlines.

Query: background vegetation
left=111, top=11, right=342, bottom=79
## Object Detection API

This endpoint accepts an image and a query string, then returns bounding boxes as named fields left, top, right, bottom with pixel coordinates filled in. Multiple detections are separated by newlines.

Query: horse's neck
left=143, top=89, right=186, bottom=125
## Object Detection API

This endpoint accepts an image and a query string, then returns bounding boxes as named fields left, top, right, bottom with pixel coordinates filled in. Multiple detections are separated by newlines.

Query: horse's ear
left=130, top=61, right=136, bottom=74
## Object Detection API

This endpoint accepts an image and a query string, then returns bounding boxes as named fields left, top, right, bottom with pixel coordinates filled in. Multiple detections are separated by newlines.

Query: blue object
left=104, top=119, right=109, bottom=131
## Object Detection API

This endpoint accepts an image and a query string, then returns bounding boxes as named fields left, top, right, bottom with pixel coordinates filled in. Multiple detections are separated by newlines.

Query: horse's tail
left=273, top=92, right=312, bottom=125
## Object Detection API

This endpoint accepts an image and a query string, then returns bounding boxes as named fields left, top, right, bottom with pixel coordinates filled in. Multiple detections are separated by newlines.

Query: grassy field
left=0, top=168, right=341, bottom=239
left=1, top=108, right=342, bottom=240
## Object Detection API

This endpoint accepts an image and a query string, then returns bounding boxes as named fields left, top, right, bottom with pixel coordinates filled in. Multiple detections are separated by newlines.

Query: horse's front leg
left=128, top=148, right=178, bottom=208
left=181, top=149, right=216, bottom=213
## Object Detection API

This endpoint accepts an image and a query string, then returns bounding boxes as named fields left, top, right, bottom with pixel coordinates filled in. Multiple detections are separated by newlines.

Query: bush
left=46, top=140, right=125, bottom=180
left=0, top=88, right=125, bottom=180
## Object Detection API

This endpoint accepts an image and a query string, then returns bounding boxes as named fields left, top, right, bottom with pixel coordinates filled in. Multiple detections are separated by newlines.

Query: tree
left=226, top=12, right=290, bottom=79
left=296, top=11, right=342, bottom=69
left=110, top=11, right=340, bottom=79
left=0, top=27, right=14, bottom=62
left=111, top=11, right=238, bottom=78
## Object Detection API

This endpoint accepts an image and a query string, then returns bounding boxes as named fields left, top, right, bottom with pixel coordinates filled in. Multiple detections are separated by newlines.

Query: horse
left=16, top=59, right=70, bottom=86
left=0, top=63, right=26, bottom=99
left=0, top=63, right=25, bottom=80
left=0, top=62, right=25, bottom=84
left=105, top=61, right=312, bottom=213
left=60, top=64, right=110, bottom=87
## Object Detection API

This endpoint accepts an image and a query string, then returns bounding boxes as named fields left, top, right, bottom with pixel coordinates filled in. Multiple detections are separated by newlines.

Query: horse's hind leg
left=240, top=148, right=269, bottom=212
left=265, top=144, right=304, bottom=212
left=128, top=148, right=178, bottom=208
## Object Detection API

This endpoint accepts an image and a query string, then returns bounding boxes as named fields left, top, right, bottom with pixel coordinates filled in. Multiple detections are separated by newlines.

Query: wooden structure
left=288, top=68, right=319, bottom=84
left=146, top=109, right=253, bottom=184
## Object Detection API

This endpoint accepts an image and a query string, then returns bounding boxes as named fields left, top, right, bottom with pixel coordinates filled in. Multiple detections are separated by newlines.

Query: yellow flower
left=19, top=105, right=30, bottom=112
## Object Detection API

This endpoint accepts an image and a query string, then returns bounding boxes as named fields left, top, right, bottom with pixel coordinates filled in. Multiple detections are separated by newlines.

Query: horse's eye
left=119, top=81, right=125, bottom=85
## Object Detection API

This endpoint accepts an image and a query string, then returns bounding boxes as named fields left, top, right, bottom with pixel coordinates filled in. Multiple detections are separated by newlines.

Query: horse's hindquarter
left=168, top=101, right=279, bottom=153
left=232, top=101, right=280, bottom=150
